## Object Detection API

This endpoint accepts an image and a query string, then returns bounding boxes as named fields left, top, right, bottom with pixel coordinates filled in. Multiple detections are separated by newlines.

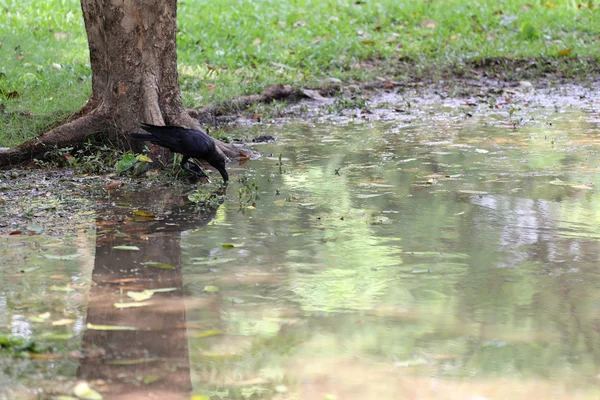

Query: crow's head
left=208, top=154, right=229, bottom=183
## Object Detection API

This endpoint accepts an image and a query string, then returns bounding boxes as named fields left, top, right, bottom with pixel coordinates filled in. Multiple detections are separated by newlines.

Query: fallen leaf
left=44, top=253, right=83, bottom=260
left=127, top=288, right=177, bottom=302
left=549, top=180, right=592, bottom=190
left=114, top=301, right=153, bottom=309
left=50, top=285, right=75, bottom=292
left=112, top=245, right=140, bottom=251
left=136, top=154, right=152, bottom=163
left=52, top=319, right=75, bottom=326
left=127, top=290, right=155, bottom=302
left=194, top=329, right=222, bottom=338
left=30, top=312, right=51, bottom=323
left=104, top=181, right=122, bottom=188
left=143, top=261, right=176, bottom=270
left=134, top=210, right=155, bottom=218
left=558, top=49, right=572, bottom=56
left=86, top=323, right=138, bottom=331
left=73, top=382, right=103, bottom=400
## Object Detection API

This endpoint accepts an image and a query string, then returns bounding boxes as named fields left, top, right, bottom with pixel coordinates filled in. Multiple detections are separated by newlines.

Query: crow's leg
left=180, top=156, right=209, bottom=180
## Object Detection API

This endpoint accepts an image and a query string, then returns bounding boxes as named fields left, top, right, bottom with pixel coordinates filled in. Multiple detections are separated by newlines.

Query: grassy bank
left=1, top=0, right=599, bottom=146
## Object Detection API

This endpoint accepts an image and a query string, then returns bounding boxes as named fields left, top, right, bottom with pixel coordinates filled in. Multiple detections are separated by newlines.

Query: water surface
left=2, top=102, right=600, bottom=399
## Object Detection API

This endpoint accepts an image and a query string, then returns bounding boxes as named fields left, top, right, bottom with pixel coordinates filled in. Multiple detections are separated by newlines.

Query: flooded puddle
left=2, top=97, right=600, bottom=399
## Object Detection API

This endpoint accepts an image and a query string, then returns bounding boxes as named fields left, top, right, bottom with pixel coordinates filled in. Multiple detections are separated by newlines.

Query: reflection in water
left=2, top=106, right=600, bottom=399
left=79, top=190, right=222, bottom=399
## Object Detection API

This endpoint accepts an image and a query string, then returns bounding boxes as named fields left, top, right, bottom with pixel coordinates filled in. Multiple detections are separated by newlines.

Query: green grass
left=1, top=0, right=599, bottom=146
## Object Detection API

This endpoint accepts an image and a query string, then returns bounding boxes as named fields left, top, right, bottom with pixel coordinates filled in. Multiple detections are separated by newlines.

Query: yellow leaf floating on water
left=114, top=301, right=153, bottom=309
left=52, top=318, right=75, bottom=326
left=194, top=329, right=222, bottom=338
left=50, top=285, right=75, bottom=292
left=549, top=179, right=592, bottom=190
left=221, top=243, right=244, bottom=248
left=44, top=253, right=83, bottom=260
left=30, top=312, right=51, bottom=323
left=86, top=323, right=138, bottom=331
left=143, top=261, right=176, bottom=270
left=112, top=245, right=140, bottom=251
left=134, top=210, right=155, bottom=218
left=203, top=285, right=220, bottom=293
left=73, top=381, right=103, bottom=400
left=127, top=290, right=155, bottom=302
left=127, top=288, right=178, bottom=302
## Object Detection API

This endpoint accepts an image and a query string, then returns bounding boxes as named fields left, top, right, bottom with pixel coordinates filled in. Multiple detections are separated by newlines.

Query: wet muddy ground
left=2, top=81, right=600, bottom=399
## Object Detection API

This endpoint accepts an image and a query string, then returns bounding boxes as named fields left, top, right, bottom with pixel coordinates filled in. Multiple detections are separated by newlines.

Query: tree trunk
left=0, top=0, right=242, bottom=167
left=83, top=0, right=190, bottom=134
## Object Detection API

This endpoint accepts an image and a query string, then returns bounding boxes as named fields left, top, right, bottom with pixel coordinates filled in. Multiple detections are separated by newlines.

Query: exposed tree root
left=188, top=83, right=303, bottom=124
left=187, top=80, right=408, bottom=125
left=0, top=111, right=108, bottom=167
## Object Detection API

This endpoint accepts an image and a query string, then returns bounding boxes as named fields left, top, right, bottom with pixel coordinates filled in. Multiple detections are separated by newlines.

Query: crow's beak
left=218, top=167, right=229, bottom=183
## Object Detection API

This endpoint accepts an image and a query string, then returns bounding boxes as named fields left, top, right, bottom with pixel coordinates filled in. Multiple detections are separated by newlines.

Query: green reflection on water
left=183, top=108, right=600, bottom=398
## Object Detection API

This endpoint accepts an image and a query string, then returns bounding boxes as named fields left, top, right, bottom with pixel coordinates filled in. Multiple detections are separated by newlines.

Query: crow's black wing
left=139, top=124, right=215, bottom=157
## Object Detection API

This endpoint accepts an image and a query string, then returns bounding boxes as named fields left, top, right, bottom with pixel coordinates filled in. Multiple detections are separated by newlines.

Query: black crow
left=131, top=123, right=229, bottom=182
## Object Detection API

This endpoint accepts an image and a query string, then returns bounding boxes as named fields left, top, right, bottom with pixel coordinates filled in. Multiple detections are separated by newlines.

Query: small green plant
left=211, top=129, right=231, bottom=143
left=115, top=151, right=153, bottom=176
left=278, top=153, right=283, bottom=175
left=188, top=188, right=223, bottom=209
left=519, top=22, right=541, bottom=41
left=237, top=175, right=260, bottom=210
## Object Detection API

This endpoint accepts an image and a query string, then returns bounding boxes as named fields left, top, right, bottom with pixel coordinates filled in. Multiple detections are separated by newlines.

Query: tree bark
left=0, top=0, right=246, bottom=167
